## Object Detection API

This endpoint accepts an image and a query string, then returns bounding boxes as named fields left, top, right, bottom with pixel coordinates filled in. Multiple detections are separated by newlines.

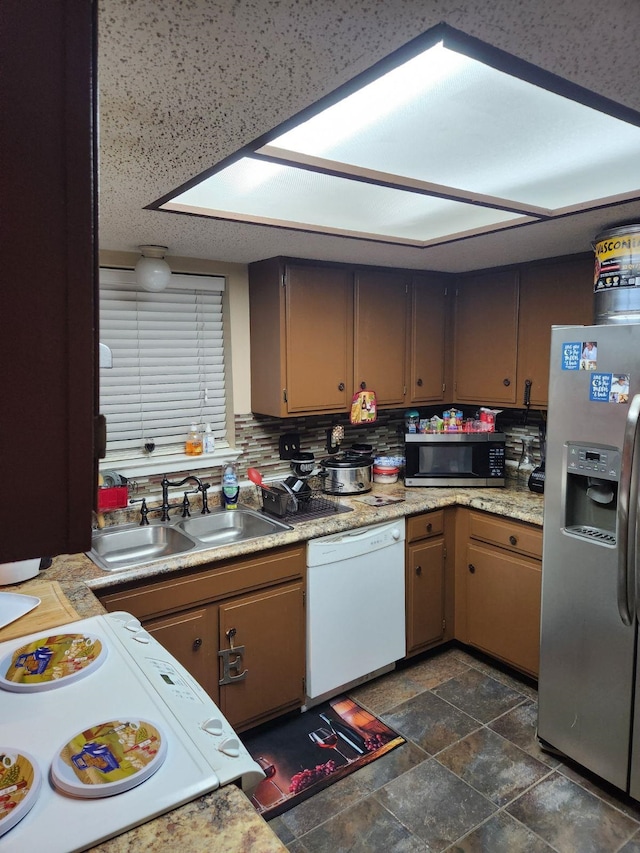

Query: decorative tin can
left=593, top=225, right=640, bottom=324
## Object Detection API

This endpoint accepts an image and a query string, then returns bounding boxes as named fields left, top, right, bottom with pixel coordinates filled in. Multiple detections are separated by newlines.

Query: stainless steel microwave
left=404, top=432, right=506, bottom=487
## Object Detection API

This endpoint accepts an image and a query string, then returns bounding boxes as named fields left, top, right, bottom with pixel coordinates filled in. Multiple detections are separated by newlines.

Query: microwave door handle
left=619, top=393, right=640, bottom=626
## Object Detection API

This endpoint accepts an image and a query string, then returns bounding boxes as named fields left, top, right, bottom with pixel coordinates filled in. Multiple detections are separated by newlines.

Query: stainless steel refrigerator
left=538, top=322, right=640, bottom=797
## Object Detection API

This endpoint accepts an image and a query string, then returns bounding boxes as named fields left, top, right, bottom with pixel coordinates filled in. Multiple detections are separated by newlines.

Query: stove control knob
left=125, top=618, right=142, bottom=632
left=132, top=630, right=151, bottom=643
left=218, top=737, right=240, bottom=757
left=201, top=717, right=223, bottom=736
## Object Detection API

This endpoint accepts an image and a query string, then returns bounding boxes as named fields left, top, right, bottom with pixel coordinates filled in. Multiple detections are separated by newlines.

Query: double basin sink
left=88, top=506, right=293, bottom=572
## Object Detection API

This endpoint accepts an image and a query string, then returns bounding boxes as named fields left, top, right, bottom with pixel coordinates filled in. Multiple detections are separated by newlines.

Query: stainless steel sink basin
left=88, top=506, right=292, bottom=572
left=90, top=523, right=196, bottom=571
left=177, top=508, right=291, bottom=545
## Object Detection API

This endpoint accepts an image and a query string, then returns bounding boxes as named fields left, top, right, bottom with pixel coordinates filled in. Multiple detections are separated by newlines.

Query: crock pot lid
left=320, top=451, right=374, bottom=467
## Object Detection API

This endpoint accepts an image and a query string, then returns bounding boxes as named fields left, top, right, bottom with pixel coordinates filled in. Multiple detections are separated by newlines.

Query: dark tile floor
left=268, top=646, right=640, bottom=853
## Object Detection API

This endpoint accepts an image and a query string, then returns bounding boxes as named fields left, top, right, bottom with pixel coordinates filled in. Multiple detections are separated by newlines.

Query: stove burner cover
left=51, top=719, right=167, bottom=798
left=0, top=633, right=107, bottom=693
left=0, top=748, right=42, bottom=837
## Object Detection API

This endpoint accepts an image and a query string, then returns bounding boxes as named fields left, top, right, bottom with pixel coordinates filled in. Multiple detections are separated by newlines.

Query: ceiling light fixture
left=152, top=23, right=640, bottom=250
left=135, top=245, right=172, bottom=292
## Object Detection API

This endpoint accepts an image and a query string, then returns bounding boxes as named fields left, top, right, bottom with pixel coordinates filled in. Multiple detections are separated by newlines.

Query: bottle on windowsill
left=203, top=422, right=216, bottom=453
left=185, top=423, right=203, bottom=456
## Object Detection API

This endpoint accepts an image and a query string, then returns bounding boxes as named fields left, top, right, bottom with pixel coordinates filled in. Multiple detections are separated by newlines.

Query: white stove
left=0, top=611, right=264, bottom=852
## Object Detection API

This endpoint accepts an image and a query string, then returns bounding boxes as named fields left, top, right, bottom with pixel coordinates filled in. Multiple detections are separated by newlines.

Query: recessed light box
left=153, top=24, right=640, bottom=249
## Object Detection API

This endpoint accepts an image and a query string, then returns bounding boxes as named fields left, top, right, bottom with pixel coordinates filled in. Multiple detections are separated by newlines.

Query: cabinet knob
left=509, top=535, right=518, bottom=546
left=338, top=382, right=345, bottom=391
left=416, top=565, right=422, bottom=576
left=503, top=378, right=511, bottom=387
left=416, top=378, right=423, bottom=387
left=468, top=563, right=476, bottom=573
left=360, top=381, right=367, bottom=390
left=426, top=522, right=432, bottom=533
left=192, top=637, right=202, bottom=651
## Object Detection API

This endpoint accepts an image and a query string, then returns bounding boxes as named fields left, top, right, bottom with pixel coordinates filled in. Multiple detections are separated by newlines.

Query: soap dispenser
left=222, top=462, right=239, bottom=509
left=185, top=423, right=203, bottom=456
left=203, top=423, right=215, bottom=453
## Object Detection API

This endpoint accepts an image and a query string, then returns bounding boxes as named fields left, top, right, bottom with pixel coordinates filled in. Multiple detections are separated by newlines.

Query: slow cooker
left=319, top=451, right=373, bottom=495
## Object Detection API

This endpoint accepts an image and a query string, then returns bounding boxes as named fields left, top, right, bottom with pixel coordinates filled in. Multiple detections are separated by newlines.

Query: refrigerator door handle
left=619, top=393, right=640, bottom=626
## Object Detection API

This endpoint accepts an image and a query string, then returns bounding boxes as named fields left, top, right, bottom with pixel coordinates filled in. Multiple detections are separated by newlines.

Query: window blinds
left=99, top=268, right=226, bottom=456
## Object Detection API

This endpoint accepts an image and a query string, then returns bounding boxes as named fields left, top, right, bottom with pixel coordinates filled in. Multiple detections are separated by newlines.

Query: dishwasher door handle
left=340, top=525, right=402, bottom=541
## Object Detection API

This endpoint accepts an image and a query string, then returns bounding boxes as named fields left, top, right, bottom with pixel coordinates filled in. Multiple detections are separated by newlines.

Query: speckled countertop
left=45, top=481, right=544, bottom=593
left=4, top=482, right=543, bottom=853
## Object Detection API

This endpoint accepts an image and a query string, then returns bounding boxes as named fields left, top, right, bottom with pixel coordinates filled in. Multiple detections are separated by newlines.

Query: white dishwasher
left=306, top=518, right=406, bottom=703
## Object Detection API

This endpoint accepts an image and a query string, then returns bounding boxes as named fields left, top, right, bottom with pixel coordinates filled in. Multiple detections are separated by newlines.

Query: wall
left=98, top=250, right=544, bottom=505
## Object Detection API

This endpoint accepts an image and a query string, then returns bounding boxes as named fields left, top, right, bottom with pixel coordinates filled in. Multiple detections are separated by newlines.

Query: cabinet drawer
left=469, top=511, right=542, bottom=559
left=99, top=544, right=305, bottom=620
left=407, top=510, right=444, bottom=543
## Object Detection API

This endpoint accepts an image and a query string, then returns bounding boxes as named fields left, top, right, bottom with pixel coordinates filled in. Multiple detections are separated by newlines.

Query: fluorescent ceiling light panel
left=156, top=25, right=640, bottom=248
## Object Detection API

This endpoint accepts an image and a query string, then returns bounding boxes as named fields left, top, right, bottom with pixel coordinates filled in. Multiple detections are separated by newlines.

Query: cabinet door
left=2, top=2, right=97, bottom=561
left=285, top=265, right=353, bottom=413
left=466, top=542, right=541, bottom=676
left=145, top=606, right=219, bottom=704
left=218, top=582, right=305, bottom=731
left=453, top=271, right=519, bottom=405
left=408, top=276, right=448, bottom=404
left=517, top=255, right=593, bottom=408
left=406, top=538, right=445, bottom=655
left=354, top=270, right=408, bottom=407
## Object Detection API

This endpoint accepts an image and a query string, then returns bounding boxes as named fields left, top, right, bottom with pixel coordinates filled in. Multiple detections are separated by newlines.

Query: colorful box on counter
left=97, top=486, right=129, bottom=511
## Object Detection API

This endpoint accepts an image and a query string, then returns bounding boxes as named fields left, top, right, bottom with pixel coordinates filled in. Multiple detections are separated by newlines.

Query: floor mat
left=242, top=695, right=405, bottom=820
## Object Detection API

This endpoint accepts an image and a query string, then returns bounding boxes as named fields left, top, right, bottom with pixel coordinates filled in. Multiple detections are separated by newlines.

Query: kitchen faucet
left=133, top=475, right=211, bottom=525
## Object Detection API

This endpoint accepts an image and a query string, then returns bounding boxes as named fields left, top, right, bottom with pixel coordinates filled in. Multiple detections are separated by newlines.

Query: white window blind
left=99, top=268, right=226, bottom=458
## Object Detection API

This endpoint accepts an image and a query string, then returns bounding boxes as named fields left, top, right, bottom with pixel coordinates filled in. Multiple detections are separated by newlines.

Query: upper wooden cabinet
left=516, top=255, right=594, bottom=409
left=453, top=270, right=519, bottom=405
left=408, top=275, right=449, bottom=405
left=249, top=259, right=353, bottom=417
left=354, top=269, right=409, bottom=408
left=453, top=256, right=593, bottom=409
left=2, top=2, right=98, bottom=561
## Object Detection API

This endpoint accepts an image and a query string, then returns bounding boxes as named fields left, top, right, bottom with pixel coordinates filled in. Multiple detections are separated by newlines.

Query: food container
left=373, top=464, right=399, bottom=484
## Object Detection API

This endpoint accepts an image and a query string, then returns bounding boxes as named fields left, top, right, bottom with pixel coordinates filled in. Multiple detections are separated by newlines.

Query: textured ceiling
left=98, top=0, right=640, bottom=272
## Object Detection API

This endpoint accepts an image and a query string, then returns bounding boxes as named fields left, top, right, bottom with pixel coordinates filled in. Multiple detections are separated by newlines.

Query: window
left=99, top=268, right=227, bottom=471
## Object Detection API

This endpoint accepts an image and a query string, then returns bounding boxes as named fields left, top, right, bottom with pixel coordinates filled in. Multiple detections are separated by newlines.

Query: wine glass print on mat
left=308, top=726, right=351, bottom=765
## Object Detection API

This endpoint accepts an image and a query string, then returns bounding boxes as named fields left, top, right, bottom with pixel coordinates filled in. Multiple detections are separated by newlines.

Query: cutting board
left=0, top=581, right=81, bottom=642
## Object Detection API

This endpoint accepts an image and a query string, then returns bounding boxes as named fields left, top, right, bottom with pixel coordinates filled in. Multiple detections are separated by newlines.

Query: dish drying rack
left=259, top=473, right=341, bottom=522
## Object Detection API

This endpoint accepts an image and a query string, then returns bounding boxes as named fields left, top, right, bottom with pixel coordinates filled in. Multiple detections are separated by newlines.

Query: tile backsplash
left=114, top=407, right=546, bottom=511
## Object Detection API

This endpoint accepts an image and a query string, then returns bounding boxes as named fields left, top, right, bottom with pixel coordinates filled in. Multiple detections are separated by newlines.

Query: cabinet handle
left=426, top=522, right=432, bottom=533
left=417, top=378, right=423, bottom=387
left=338, top=382, right=345, bottom=391
left=360, top=381, right=367, bottom=390
left=416, top=565, right=422, bottom=576
left=468, top=563, right=476, bottom=573
left=509, top=535, right=518, bottom=546
left=503, top=378, right=511, bottom=387
left=192, top=637, right=202, bottom=651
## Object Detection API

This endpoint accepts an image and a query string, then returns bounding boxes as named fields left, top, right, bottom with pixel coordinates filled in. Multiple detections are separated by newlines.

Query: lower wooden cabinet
left=98, top=544, right=306, bottom=731
left=218, top=582, right=305, bottom=730
left=405, top=509, right=453, bottom=656
left=456, top=509, right=542, bottom=677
